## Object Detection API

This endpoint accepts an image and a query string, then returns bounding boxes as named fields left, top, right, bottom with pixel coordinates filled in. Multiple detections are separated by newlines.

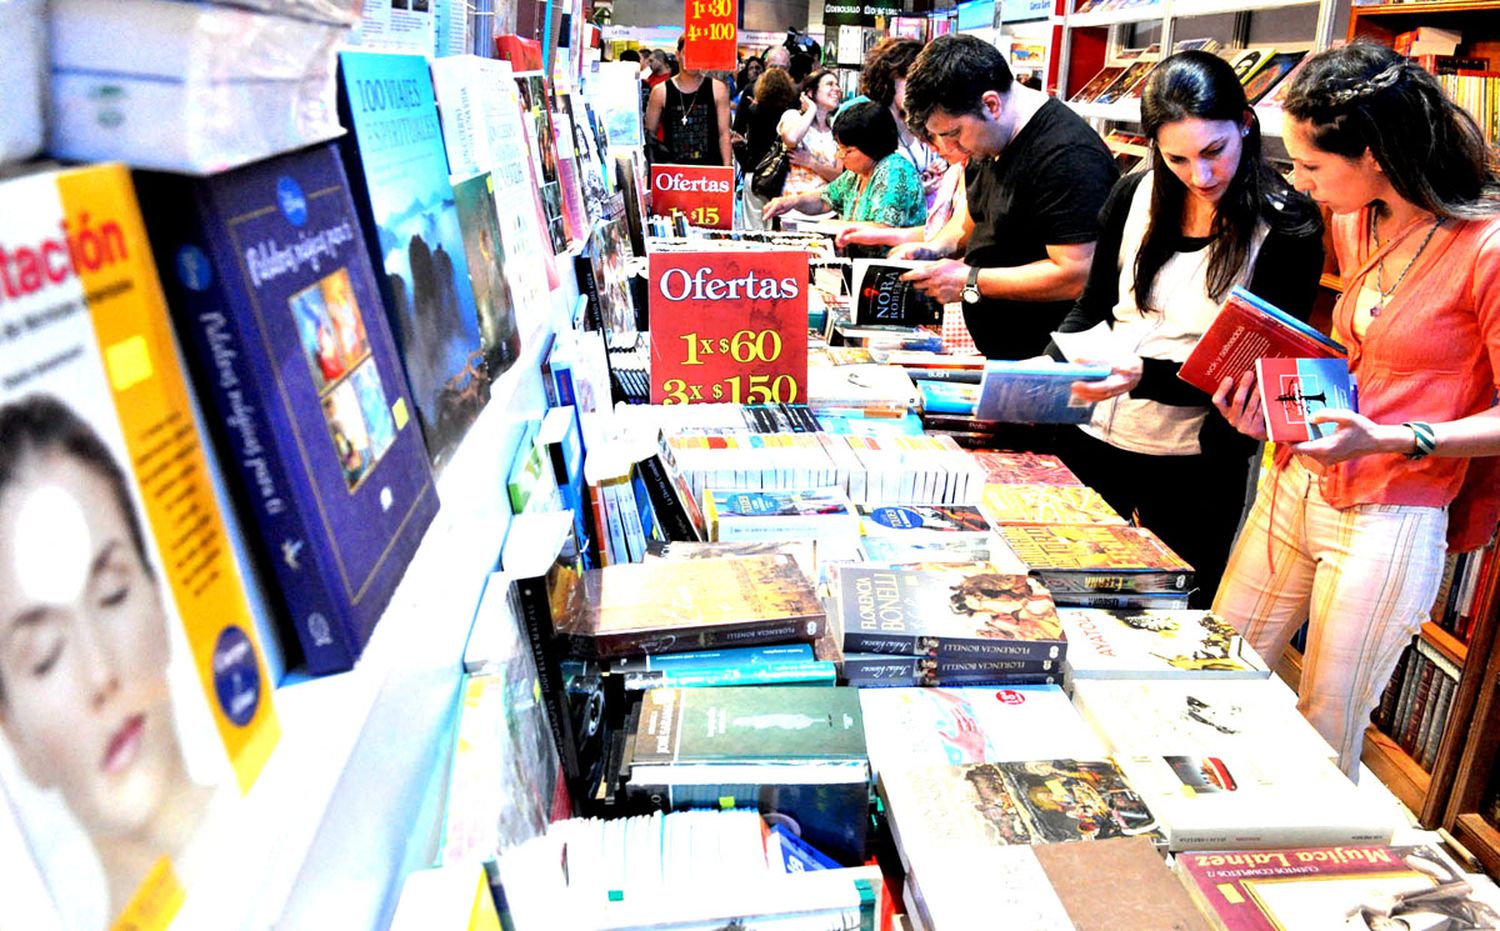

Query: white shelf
left=1256, top=105, right=1286, bottom=138
left=1068, top=3, right=1165, bottom=26
left=1172, top=0, right=1318, bottom=15
left=1068, top=98, right=1143, bottom=122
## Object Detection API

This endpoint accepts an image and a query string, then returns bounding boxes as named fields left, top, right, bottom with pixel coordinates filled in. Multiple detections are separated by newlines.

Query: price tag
left=650, top=164, right=734, bottom=230
left=650, top=250, right=809, bottom=405
left=682, top=0, right=737, bottom=71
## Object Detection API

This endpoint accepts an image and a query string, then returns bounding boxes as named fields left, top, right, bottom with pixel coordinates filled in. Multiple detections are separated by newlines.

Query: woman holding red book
left=1214, top=42, right=1500, bottom=778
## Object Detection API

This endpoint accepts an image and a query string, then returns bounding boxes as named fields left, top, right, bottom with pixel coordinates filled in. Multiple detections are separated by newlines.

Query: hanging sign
left=650, top=164, right=734, bottom=229
left=682, top=0, right=737, bottom=71
left=650, top=250, right=809, bottom=405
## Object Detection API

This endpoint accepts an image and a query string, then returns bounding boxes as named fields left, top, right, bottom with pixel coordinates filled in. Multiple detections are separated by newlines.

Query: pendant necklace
left=678, top=80, right=701, bottom=125
left=1369, top=210, right=1442, bottom=317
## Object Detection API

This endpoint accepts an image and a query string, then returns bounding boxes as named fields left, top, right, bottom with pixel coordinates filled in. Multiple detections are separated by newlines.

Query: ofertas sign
left=650, top=250, right=809, bottom=404
left=650, top=164, right=734, bottom=230
left=683, top=0, right=737, bottom=71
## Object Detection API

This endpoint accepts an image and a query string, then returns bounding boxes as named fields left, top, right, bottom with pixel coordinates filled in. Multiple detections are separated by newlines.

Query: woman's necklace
left=1369, top=209, right=1443, bottom=317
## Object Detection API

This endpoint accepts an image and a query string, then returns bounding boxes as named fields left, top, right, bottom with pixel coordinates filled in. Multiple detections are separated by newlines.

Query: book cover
left=850, top=260, right=944, bottom=328
left=643, top=539, right=816, bottom=577
left=859, top=504, right=993, bottom=535
left=450, top=172, right=523, bottom=379
left=970, top=450, right=1083, bottom=486
left=485, top=75, right=560, bottom=315
left=556, top=554, right=826, bottom=659
left=1070, top=64, right=1129, bottom=103
left=858, top=686, right=1104, bottom=777
left=336, top=49, right=491, bottom=470
left=917, top=379, right=979, bottom=415
left=980, top=484, right=1126, bottom=526
left=1177, top=844, right=1500, bottom=931
left=513, top=71, right=569, bottom=253
left=138, top=142, right=440, bottom=675
left=833, top=563, right=1067, bottom=662
left=705, top=489, right=860, bottom=542
left=997, top=524, right=1195, bottom=596
left=582, top=217, right=636, bottom=334
left=1256, top=357, right=1358, bottom=443
left=859, top=534, right=1021, bottom=570
left=1109, top=59, right=1161, bottom=102
left=1058, top=608, right=1271, bottom=679
left=1228, top=46, right=1277, bottom=86
left=1178, top=286, right=1345, bottom=395
left=0, top=164, right=280, bottom=928
left=976, top=361, right=1110, bottom=424
left=1243, top=50, right=1308, bottom=105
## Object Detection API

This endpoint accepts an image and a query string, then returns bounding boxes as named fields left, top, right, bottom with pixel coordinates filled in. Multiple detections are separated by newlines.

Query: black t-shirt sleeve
left=1052, top=171, right=1144, bottom=351
left=1030, top=140, right=1120, bottom=246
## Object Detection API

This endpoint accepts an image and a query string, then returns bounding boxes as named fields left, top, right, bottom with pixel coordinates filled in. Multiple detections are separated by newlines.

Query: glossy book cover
left=139, top=143, right=439, bottom=675
left=997, top=524, right=1194, bottom=594
left=980, top=483, right=1126, bottom=526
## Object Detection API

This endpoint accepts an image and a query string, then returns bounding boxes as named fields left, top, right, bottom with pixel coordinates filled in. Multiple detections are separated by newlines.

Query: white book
left=860, top=686, right=1106, bottom=778
left=389, top=862, right=500, bottom=931
left=1071, top=678, right=1333, bottom=762
left=910, top=847, right=1077, bottom=931
left=1058, top=608, right=1272, bottom=680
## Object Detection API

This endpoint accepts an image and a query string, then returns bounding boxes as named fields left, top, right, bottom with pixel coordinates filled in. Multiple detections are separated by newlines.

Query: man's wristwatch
left=961, top=266, right=982, bottom=305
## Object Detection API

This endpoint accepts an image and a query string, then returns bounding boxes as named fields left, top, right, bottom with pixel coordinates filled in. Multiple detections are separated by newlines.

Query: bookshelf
left=1443, top=551, right=1500, bottom=874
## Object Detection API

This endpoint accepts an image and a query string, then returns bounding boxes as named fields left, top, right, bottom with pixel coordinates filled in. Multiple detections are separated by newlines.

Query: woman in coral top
left=1214, top=42, right=1500, bottom=778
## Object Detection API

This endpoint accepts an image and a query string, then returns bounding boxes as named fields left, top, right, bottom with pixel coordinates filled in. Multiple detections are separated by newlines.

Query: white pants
left=741, top=185, right=769, bottom=230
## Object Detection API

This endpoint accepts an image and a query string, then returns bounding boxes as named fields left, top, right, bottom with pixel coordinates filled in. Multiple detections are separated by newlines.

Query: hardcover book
left=832, top=563, right=1067, bottom=662
left=556, top=554, right=826, bottom=659
left=858, top=686, right=1105, bottom=777
left=0, top=164, right=280, bottom=929
left=850, top=260, right=944, bottom=327
left=450, top=172, right=523, bottom=379
left=1176, top=843, right=1500, bottom=931
left=1178, top=286, right=1345, bottom=395
left=970, top=450, right=1083, bottom=486
left=980, top=484, right=1126, bottom=526
left=976, top=360, right=1110, bottom=424
left=138, top=142, right=440, bottom=675
left=1256, top=357, right=1358, bottom=443
left=627, top=686, right=870, bottom=864
left=1057, top=608, right=1270, bottom=679
left=997, top=524, right=1195, bottom=597
left=337, top=50, right=491, bottom=470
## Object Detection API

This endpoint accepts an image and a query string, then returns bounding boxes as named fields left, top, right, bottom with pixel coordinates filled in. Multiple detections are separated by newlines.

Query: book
left=0, top=163, right=280, bottom=928
left=1058, top=608, right=1271, bottom=679
left=1242, top=50, right=1308, bottom=105
left=1227, top=46, right=1277, bottom=86
left=832, top=563, right=1067, bottom=662
left=1256, top=357, right=1358, bottom=442
left=1107, top=59, right=1161, bottom=102
left=555, top=554, right=826, bottom=659
left=705, top=489, right=860, bottom=543
left=917, top=379, right=979, bottom=415
left=859, top=534, right=1024, bottom=570
left=980, top=484, right=1126, bottom=526
left=538, top=405, right=597, bottom=568
left=336, top=50, right=491, bottom=470
left=1178, top=286, right=1345, bottom=395
left=970, top=450, right=1083, bottom=486
left=450, top=172, right=523, bottom=379
left=850, top=261, right=944, bottom=328
left=841, top=653, right=1061, bottom=688
left=137, top=142, right=440, bottom=675
left=1175, top=843, right=1500, bottom=931
left=514, top=71, right=569, bottom=253
left=858, top=686, right=1105, bottom=777
left=858, top=503, right=993, bottom=535
left=484, top=76, right=557, bottom=331
left=1070, top=64, right=1129, bottom=103
left=626, top=687, right=871, bottom=865
left=997, top=524, right=1195, bottom=597
left=1113, top=753, right=1393, bottom=851
left=976, top=360, right=1110, bottom=424
left=606, top=644, right=835, bottom=689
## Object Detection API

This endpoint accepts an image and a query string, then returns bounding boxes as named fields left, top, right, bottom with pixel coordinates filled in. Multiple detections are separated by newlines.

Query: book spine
left=842, top=632, right=925, bottom=657
left=598, top=479, right=630, bottom=566
left=510, top=574, right=583, bottom=783
left=1419, top=673, right=1455, bottom=769
left=572, top=614, right=825, bottom=660
left=1164, top=821, right=1392, bottom=853
left=147, top=186, right=355, bottom=673
left=840, top=654, right=927, bottom=679
left=621, top=660, right=837, bottom=689
left=635, top=453, right=697, bottom=541
left=1389, top=641, right=1422, bottom=743
left=1400, top=650, right=1436, bottom=754
left=1032, top=569, right=1192, bottom=595
left=544, top=436, right=596, bottom=570
left=586, top=481, right=612, bottom=566
left=614, top=473, right=647, bottom=562
left=1372, top=647, right=1410, bottom=733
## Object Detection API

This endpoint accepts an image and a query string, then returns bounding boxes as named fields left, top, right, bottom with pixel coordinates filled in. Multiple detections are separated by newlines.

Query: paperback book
left=832, top=563, right=1067, bottom=662
left=1178, top=286, right=1345, bottom=395
left=980, top=484, right=1125, bottom=526
left=704, top=489, right=860, bottom=543
left=997, top=524, right=1195, bottom=597
left=138, top=142, right=440, bottom=674
left=850, top=260, right=944, bottom=327
left=450, top=172, right=523, bottom=379
left=976, top=360, right=1110, bottom=424
left=606, top=644, right=835, bottom=689
left=970, top=450, right=1083, bottom=486
left=1255, top=357, right=1358, bottom=443
left=840, top=653, right=1060, bottom=689
left=1057, top=608, right=1270, bottom=679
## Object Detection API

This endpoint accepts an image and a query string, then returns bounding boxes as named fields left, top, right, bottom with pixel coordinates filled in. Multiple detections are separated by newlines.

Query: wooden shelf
left=1362, top=724, right=1433, bottom=816
left=1453, top=812, right=1500, bottom=877
left=1349, top=0, right=1500, bottom=18
left=1422, top=620, right=1469, bottom=668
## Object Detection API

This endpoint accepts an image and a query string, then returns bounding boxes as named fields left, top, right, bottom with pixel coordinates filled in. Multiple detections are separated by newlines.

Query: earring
left=1241, top=128, right=1249, bottom=137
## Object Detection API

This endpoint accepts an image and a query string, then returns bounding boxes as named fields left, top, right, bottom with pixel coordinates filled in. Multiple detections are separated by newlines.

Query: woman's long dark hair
left=1136, top=51, right=1320, bottom=309
left=1284, top=41, right=1500, bottom=220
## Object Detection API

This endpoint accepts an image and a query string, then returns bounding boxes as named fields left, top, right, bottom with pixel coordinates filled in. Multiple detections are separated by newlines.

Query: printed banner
left=682, top=0, right=737, bottom=71
left=650, top=164, right=734, bottom=230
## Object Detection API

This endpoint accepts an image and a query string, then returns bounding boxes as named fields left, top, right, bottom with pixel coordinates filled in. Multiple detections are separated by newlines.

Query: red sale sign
left=650, top=250, right=809, bottom=405
left=650, top=164, right=734, bottom=230
left=683, top=0, right=738, bottom=71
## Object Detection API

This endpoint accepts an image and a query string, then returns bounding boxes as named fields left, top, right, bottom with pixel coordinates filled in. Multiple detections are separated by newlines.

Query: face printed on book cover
left=0, top=452, right=186, bottom=842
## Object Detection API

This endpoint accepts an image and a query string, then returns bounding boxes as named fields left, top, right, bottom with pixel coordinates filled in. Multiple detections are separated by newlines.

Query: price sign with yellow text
left=650, top=163, right=734, bottom=230
left=683, top=0, right=738, bottom=71
left=650, top=250, right=809, bottom=405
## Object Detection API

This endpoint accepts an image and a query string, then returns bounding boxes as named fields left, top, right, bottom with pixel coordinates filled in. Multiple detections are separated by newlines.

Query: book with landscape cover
left=976, top=360, right=1110, bottom=424
left=980, top=483, right=1126, bottom=526
left=1256, top=357, right=1358, bottom=443
left=998, top=524, right=1195, bottom=596
left=0, top=164, right=280, bottom=929
left=833, top=563, right=1067, bottom=662
left=137, top=142, right=439, bottom=674
left=970, top=450, right=1084, bottom=486
left=850, top=260, right=944, bottom=327
left=1057, top=608, right=1270, bottom=679
left=556, top=554, right=825, bottom=659
left=336, top=50, right=491, bottom=470
left=1178, top=286, right=1345, bottom=394
left=1113, top=753, right=1393, bottom=851
left=1176, top=843, right=1500, bottom=931
left=450, top=172, right=523, bottom=379
left=626, top=686, right=870, bottom=864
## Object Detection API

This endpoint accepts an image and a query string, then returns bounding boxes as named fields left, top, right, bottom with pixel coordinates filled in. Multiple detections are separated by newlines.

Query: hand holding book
left=900, top=258, right=968, bottom=303
left=1069, top=353, right=1143, bottom=403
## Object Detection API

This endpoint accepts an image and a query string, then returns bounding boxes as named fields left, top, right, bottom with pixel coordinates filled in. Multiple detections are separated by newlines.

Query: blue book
left=138, top=143, right=439, bottom=675
left=337, top=50, right=490, bottom=471
left=976, top=361, right=1111, bottom=424
left=538, top=404, right=596, bottom=569
left=609, top=644, right=816, bottom=673
left=768, top=824, right=841, bottom=873
left=917, top=379, right=979, bottom=415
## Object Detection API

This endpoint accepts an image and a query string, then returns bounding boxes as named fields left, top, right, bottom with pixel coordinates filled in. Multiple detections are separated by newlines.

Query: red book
left=495, top=34, right=544, bottom=70
left=1178, top=286, right=1344, bottom=394
left=1255, top=357, right=1358, bottom=443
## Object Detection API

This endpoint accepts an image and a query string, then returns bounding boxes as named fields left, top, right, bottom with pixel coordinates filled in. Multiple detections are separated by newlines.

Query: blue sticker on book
left=213, top=625, right=262, bottom=727
left=276, top=175, right=308, bottom=228
left=175, top=245, right=213, bottom=292
left=868, top=506, right=921, bottom=530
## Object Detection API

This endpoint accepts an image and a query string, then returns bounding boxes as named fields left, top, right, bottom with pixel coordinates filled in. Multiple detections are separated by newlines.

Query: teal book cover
left=450, top=171, right=522, bottom=380
left=634, top=686, right=866, bottom=765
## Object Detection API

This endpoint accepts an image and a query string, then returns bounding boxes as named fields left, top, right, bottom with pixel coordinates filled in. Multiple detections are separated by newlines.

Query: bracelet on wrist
left=1402, top=421, right=1437, bottom=460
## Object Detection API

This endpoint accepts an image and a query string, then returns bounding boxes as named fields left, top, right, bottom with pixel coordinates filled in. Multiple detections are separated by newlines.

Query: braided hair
left=1284, top=42, right=1500, bottom=220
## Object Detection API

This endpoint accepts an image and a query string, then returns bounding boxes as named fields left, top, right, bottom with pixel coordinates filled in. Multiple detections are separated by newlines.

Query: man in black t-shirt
left=897, top=36, right=1118, bottom=360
